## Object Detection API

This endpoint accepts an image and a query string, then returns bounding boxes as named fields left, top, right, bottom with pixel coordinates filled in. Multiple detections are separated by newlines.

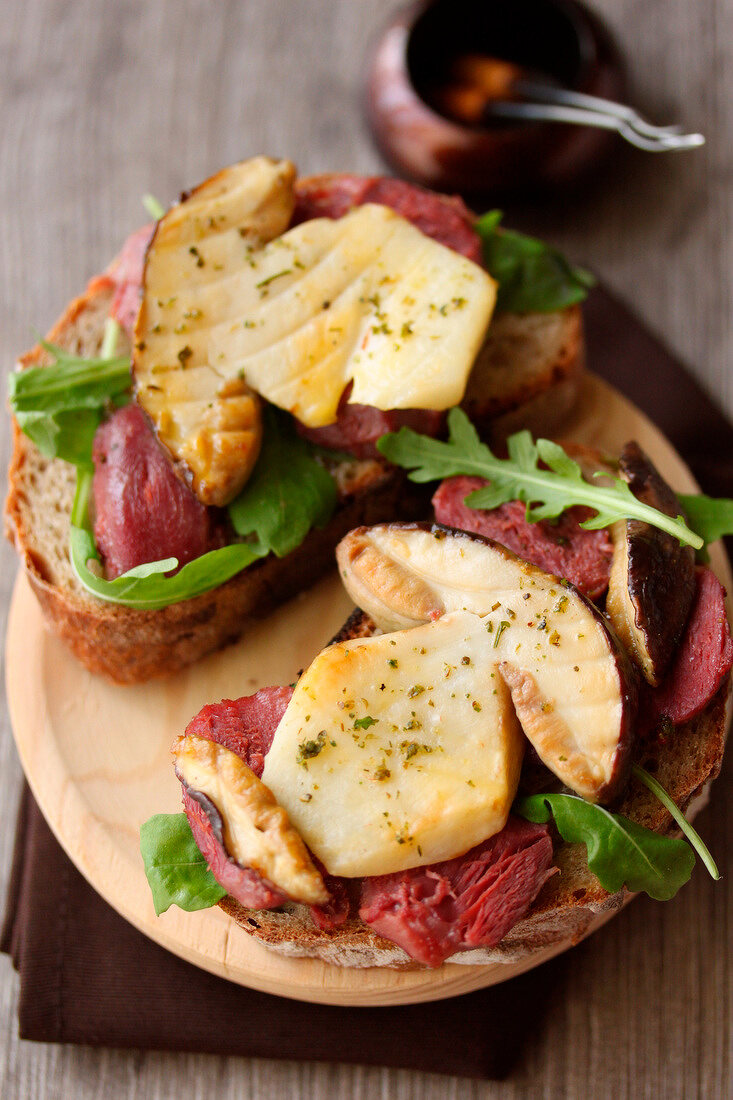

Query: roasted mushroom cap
left=606, top=442, right=695, bottom=686
left=337, top=522, right=636, bottom=803
left=262, top=610, right=526, bottom=877
left=173, top=733, right=328, bottom=905
left=134, top=157, right=296, bottom=506
left=134, top=156, right=495, bottom=506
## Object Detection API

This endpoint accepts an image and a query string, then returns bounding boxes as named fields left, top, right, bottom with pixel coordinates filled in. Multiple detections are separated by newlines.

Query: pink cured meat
left=432, top=477, right=614, bottom=599
left=292, top=174, right=372, bottom=222
left=106, top=176, right=479, bottom=462
left=180, top=687, right=348, bottom=928
left=108, top=223, right=154, bottom=337
left=359, top=817, right=555, bottom=967
left=294, top=174, right=482, bottom=455
left=179, top=690, right=558, bottom=948
left=92, top=404, right=212, bottom=579
left=293, top=174, right=482, bottom=263
left=651, top=566, right=733, bottom=724
left=307, top=857, right=351, bottom=932
left=182, top=785, right=288, bottom=910
left=297, top=389, right=445, bottom=460
left=184, top=687, right=294, bottom=778
left=359, top=178, right=482, bottom=264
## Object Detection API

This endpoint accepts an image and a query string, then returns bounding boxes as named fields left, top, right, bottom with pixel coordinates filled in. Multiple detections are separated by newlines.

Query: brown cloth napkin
left=1, top=786, right=566, bottom=1075
left=3, top=285, right=733, bottom=1076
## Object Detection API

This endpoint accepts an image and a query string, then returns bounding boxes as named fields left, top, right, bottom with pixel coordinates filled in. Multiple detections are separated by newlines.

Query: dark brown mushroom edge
left=337, top=522, right=637, bottom=803
left=606, top=442, right=695, bottom=687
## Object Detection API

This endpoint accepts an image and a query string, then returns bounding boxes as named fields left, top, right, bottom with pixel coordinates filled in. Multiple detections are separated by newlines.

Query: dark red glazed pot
left=365, top=0, right=626, bottom=198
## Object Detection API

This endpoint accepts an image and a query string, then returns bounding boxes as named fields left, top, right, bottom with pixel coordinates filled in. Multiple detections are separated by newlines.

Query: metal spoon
left=483, top=99, right=705, bottom=152
left=512, top=79, right=687, bottom=140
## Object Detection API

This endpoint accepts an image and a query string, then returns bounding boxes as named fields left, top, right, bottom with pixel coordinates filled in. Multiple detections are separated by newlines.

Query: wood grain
left=9, top=375, right=708, bottom=1008
left=0, top=0, right=731, bottom=1096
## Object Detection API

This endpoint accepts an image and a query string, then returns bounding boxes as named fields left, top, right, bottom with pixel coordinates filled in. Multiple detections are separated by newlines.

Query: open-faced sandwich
left=5, top=157, right=590, bottom=683
left=142, top=425, right=732, bottom=968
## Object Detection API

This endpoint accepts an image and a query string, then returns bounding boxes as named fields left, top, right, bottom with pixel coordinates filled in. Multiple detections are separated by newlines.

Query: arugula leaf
left=140, top=813, right=225, bottom=915
left=9, top=328, right=131, bottom=467
left=677, top=493, right=733, bottom=546
left=476, top=211, right=595, bottom=313
left=70, top=470, right=265, bottom=610
left=14, top=407, right=105, bottom=469
left=228, top=406, right=337, bottom=557
left=142, top=193, right=166, bottom=220
left=514, top=793, right=695, bottom=901
left=631, top=765, right=720, bottom=881
left=377, top=410, right=703, bottom=549
left=15, top=318, right=338, bottom=608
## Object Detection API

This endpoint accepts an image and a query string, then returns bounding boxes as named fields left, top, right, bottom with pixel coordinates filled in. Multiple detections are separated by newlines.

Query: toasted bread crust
left=4, top=276, right=429, bottom=683
left=462, top=305, right=585, bottom=443
left=219, top=610, right=729, bottom=968
left=12, top=475, right=424, bottom=683
left=6, top=207, right=585, bottom=683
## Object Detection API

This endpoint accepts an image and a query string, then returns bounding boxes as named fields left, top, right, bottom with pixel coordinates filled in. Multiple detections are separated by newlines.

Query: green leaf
left=142, top=193, right=166, bottom=220
left=140, top=813, right=225, bottom=915
left=14, top=407, right=103, bottom=469
left=514, top=793, right=695, bottom=901
left=631, top=764, right=720, bottom=881
left=69, top=469, right=265, bottom=610
left=70, top=521, right=264, bottom=610
left=14, top=323, right=337, bottom=608
left=377, top=411, right=703, bottom=548
left=677, top=493, right=733, bottom=546
left=476, top=211, right=595, bottom=314
left=228, top=406, right=337, bottom=557
left=8, top=328, right=131, bottom=467
left=354, top=715, right=379, bottom=730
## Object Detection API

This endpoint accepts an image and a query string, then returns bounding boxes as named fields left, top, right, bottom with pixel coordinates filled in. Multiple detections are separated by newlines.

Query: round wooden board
left=6, top=374, right=732, bottom=1006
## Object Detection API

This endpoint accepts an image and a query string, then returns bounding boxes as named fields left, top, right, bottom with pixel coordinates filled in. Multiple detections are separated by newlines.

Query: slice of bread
left=5, top=243, right=584, bottom=684
left=218, top=609, right=729, bottom=969
left=461, top=305, right=584, bottom=443
left=5, top=277, right=427, bottom=683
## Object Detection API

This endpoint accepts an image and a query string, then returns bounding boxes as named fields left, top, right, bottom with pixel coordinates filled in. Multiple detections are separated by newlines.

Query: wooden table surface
left=0, top=1, right=730, bottom=1096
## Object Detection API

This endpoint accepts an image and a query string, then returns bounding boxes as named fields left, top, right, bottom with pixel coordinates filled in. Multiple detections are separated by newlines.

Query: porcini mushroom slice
left=135, top=159, right=495, bottom=506
left=262, top=610, right=525, bottom=877
left=173, top=732, right=328, bottom=905
left=606, top=442, right=695, bottom=686
left=134, top=156, right=297, bottom=506
left=336, top=522, right=636, bottom=802
left=337, top=525, right=444, bottom=631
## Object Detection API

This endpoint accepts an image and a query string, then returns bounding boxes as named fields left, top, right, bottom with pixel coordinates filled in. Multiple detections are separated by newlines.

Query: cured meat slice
left=308, top=858, right=351, bottom=931
left=297, top=385, right=445, bottom=459
left=651, top=566, right=733, bottom=724
left=180, top=687, right=348, bottom=926
left=359, top=816, right=555, bottom=967
left=108, top=223, right=154, bottom=336
left=432, top=476, right=614, bottom=599
left=359, top=178, right=482, bottom=264
left=92, top=404, right=213, bottom=578
left=294, top=174, right=483, bottom=455
left=184, top=687, right=293, bottom=778
left=182, top=786, right=288, bottom=910
left=293, top=174, right=372, bottom=222
left=293, top=174, right=482, bottom=263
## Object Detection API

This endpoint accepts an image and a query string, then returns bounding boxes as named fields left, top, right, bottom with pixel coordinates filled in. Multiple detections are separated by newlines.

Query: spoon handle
left=484, top=100, right=705, bottom=152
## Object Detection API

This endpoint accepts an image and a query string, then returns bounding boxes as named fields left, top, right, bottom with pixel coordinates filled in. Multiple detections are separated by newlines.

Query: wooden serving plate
left=6, top=374, right=731, bottom=1006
